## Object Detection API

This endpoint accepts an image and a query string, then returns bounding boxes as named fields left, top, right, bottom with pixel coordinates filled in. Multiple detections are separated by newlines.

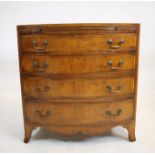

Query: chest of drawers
left=17, top=23, right=140, bottom=143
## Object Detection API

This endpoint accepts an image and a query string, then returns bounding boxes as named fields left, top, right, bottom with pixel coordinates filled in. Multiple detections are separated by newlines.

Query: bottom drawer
left=25, top=99, right=134, bottom=125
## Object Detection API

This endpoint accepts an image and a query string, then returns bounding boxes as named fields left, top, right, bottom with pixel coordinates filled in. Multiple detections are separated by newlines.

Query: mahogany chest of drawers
left=17, top=23, right=140, bottom=143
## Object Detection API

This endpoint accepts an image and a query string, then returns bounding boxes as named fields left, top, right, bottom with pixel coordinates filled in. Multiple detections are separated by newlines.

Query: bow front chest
left=17, top=23, right=140, bottom=143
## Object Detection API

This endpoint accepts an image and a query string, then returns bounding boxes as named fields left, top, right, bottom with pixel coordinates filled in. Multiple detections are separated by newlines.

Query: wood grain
left=17, top=23, right=140, bottom=143
left=19, top=34, right=136, bottom=52
left=21, top=54, right=135, bottom=74
left=23, top=77, right=134, bottom=98
left=25, top=99, right=134, bottom=125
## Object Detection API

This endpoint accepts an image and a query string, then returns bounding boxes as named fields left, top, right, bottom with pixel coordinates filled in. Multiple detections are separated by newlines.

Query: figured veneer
left=19, top=33, right=136, bottom=52
left=17, top=23, right=140, bottom=143
left=23, top=77, right=134, bottom=98
left=25, top=99, right=134, bottom=125
left=20, top=54, right=135, bottom=74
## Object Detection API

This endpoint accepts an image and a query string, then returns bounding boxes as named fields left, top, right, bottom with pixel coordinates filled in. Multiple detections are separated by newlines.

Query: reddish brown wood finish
left=17, top=23, right=140, bottom=143
left=23, top=77, right=134, bottom=98
left=25, top=99, right=134, bottom=125
left=19, top=34, right=136, bottom=52
left=20, top=54, right=135, bottom=74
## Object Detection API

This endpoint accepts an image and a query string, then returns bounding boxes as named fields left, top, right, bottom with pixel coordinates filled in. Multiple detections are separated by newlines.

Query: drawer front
left=21, top=54, right=135, bottom=74
left=23, top=77, right=134, bottom=98
left=25, top=100, right=134, bottom=125
left=19, top=34, right=136, bottom=52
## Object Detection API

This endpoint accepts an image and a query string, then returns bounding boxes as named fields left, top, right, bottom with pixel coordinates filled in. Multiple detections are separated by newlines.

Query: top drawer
left=18, top=33, right=136, bottom=53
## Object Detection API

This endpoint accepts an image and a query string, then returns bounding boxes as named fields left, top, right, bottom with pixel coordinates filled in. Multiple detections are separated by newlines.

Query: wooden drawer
left=21, top=54, right=135, bottom=74
left=19, top=34, right=136, bottom=53
left=25, top=99, right=134, bottom=125
left=23, top=77, right=134, bottom=98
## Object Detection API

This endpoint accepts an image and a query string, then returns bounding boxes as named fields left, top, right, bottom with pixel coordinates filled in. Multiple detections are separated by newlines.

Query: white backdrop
left=0, top=1, right=155, bottom=153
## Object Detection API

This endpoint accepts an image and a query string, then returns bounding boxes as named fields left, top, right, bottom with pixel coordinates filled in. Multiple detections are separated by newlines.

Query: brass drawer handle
left=32, top=40, right=48, bottom=50
left=106, top=109, right=122, bottom=116
left=32, top=60, right=48, bottom=72
left=107, top=60, right=124, bottom=70
left=106, top=84, right=123, bottom=93
left=36, top=110, right=51, bottom=118
left=107, top=38, right=124, bottom=49
left=35, top=85, right=50, bottom=95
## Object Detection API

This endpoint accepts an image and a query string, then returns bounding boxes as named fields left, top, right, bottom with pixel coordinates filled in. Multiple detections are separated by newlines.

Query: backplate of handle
left=106, top=109, right=122, bottom=116
left=107, top=38, right=124, bottom=49
left=35, top=85, right=50, bottom=95
left=106, top=84, right=123, bottom=93
left=32, top=40, right=48, bottom=50
left=107, top=60, right=124, bottom=70
left=35, top=110, right=51, bottom=118
left=32, top=60, right=48, bottom=72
